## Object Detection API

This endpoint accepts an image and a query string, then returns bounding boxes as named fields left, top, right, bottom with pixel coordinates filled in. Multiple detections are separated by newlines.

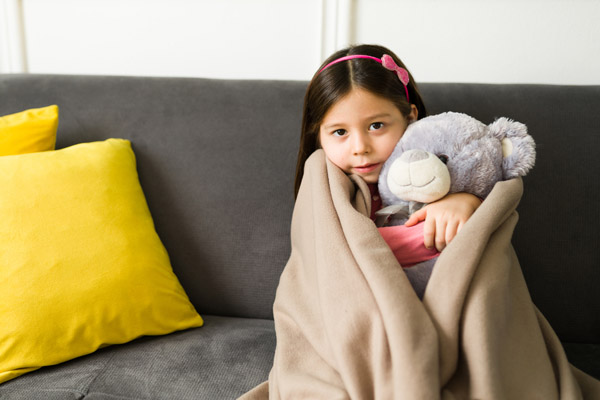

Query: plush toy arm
left=488, top=117, right=536, bottom=179
left=375, top=202, right=426, bottom=227
left=376, top=204, right=410, bottom=216
left=374, top=204, right=410, bottom=227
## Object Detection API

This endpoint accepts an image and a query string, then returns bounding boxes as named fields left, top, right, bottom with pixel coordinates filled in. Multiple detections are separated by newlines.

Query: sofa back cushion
left=0, top=76, right=597, bottom=344
left=0, top=76, right=304, bottom=321
left=420, top=83, right=600, bottom=344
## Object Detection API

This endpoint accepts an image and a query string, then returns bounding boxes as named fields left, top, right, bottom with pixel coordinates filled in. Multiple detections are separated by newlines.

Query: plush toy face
left=378, top=112, right=536, bottom=209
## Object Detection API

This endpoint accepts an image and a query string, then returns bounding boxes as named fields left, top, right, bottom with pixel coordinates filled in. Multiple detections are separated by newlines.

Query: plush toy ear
left=488, top=117, right=536, bottom=179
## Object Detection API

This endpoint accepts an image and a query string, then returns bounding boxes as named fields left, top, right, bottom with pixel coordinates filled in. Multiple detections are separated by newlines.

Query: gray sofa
left=0, top=74, right=598, bottom=399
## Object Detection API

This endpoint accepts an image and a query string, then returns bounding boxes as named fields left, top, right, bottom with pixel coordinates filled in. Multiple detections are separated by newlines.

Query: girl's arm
left=378, top=223, right=440, bottom=267
left=404, top=193, right=482, bottom=251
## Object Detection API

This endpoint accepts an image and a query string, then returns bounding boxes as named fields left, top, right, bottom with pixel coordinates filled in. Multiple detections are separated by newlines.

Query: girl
left=242, top=43, right=595, bottom=400
left=295, top=44, right=481, bottom=254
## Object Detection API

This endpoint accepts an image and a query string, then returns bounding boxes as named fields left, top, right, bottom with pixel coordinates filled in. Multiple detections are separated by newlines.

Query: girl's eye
left=369, top=122, right=384, bottom=130
left=332, top=129, right=347, bottom=137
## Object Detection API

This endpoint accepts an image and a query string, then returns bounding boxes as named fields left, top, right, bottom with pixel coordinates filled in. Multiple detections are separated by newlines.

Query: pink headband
left=318, top=54, right=410, bottom=102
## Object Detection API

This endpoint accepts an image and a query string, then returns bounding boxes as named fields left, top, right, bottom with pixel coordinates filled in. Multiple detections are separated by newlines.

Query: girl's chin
left=361, top=176, right=379, bottom=184
left=343, top=165, right=382, bottom=183
left=354, top=170, right=380, bottom=184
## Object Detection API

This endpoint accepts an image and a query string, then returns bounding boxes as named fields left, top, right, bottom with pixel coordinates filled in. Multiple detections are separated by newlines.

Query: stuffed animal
left=377, top=111, right=536, bottom=298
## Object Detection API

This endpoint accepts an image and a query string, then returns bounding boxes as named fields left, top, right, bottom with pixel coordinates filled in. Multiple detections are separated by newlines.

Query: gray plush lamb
left=377, top=111, right=536, bottom=298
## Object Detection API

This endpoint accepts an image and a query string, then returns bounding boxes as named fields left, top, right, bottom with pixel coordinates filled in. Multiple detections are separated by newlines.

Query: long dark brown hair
left=294, top=44, right=428, bottom=197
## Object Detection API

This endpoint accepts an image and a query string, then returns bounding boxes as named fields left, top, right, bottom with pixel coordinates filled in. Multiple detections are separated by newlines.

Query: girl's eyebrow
left=366, top=113, right=392, bottom=120
left=323, top=122, right=344, bottom=130
left=322, top=113, right=393, bottom=130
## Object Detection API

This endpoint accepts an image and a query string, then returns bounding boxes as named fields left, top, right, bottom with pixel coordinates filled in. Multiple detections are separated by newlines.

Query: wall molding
left=0, top=0, right=28, bottom=73
left=320, top=0, right=355, bottom=62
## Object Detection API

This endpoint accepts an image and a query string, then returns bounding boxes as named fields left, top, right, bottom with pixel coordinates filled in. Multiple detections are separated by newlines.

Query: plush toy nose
left=401, top=149, right=429, bottom=163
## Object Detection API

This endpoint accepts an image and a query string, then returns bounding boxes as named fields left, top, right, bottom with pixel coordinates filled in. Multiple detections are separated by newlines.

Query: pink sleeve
left=378, top=222, right=440, bottom=268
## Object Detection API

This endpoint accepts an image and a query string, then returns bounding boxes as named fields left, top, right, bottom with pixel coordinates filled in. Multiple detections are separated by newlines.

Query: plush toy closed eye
left=377, top=111, right=536, bottom=298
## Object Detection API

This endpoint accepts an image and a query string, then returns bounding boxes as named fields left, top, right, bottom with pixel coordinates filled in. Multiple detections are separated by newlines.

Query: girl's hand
left=404, top=193, right=482, bottom=251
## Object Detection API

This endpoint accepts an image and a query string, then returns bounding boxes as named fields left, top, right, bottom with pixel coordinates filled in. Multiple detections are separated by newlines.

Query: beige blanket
left=242, top=150, right=600, bottom=399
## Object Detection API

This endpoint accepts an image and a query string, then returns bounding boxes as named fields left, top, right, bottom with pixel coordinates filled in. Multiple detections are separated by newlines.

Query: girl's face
left=319, top=88, right=417, bottom=184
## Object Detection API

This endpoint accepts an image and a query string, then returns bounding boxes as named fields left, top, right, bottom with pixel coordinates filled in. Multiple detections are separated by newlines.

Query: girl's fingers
left=423, top=216, right=436, bottom=249
left=435, top=218, right=448, bottom=251
left=405, top=207, right=427, bottom=227
left=445, top=219, right=460, bottom=247
left=457, top=220, right=465, bottom=233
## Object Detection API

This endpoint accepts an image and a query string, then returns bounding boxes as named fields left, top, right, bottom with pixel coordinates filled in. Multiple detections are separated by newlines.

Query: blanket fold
left=241, top=150, right=599, bottom=399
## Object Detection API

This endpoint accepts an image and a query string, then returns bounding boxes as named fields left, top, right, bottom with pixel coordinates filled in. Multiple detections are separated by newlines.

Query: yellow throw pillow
left=0, top=138, right=203, bottom=384
left=0, top=105, right=58, bottom=156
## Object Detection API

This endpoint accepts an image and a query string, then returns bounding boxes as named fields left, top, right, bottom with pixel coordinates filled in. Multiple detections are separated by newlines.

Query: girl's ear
left=408, top=104, right=418, bottom=123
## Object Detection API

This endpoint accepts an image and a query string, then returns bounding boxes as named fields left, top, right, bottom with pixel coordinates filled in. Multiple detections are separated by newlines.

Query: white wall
left=355, top=0, right=600, bottom=85
left=1, top=0, right=599, bottom=84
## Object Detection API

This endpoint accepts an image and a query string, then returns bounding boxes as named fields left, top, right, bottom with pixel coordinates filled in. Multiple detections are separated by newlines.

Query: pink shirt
left=368, top=184, right=440, bottom=268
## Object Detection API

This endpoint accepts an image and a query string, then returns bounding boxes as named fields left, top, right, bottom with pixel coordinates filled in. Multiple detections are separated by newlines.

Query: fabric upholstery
left=0, top=318, right=596, bottom=399
left=0, top=76, right=597, bottom=397
left=0, top=77, right=596, bottom=340
left=0, top=75, right=304, bottom=321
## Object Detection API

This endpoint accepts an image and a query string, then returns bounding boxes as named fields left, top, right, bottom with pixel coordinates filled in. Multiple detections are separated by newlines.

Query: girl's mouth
left=354, top=163, right=380, bottom=174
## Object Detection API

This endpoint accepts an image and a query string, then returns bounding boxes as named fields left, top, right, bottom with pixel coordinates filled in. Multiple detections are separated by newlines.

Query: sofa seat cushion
left=0, top=326, right=596, bottom=400
left=0, top=315, right=275, bottom=399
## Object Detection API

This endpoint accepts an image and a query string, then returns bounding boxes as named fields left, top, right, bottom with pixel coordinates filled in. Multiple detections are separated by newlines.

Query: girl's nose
left=352, top=132, right=371, bottom=155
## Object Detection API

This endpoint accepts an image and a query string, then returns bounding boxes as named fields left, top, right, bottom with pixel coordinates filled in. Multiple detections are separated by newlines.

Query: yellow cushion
left=0, top=138, right=203, bottom=384
left=0, top=105, right=58, bottom=156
